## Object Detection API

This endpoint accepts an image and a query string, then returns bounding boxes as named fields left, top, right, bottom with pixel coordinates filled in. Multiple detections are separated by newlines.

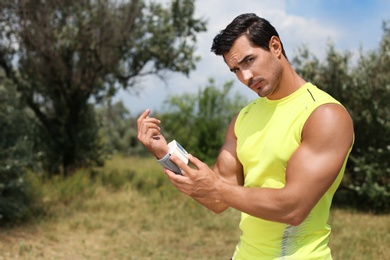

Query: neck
left=268, top=59, right=306, bottom=100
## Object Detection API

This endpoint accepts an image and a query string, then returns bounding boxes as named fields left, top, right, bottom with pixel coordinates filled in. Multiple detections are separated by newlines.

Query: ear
left=269, top=36, right=283, bottom=58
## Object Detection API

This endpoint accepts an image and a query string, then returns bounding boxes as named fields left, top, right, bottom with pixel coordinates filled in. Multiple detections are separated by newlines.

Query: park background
left=0, top=0, right=389, bottom=259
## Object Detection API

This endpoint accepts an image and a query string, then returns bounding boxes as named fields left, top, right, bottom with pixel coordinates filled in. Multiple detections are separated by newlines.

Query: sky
left=115, top=0, right=390, bottom=116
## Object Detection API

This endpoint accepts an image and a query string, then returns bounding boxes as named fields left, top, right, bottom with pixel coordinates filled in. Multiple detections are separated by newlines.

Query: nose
left=240, top=69, right=253, bottom=86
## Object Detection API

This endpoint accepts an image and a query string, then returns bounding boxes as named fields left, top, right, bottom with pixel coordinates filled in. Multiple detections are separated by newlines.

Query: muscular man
left=137, top=13, right=354, bottom=260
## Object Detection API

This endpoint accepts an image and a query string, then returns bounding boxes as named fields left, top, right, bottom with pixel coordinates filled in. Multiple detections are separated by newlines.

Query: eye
left=245, top=57, right=253, bottom=64
left=231, top=68, right=239, bottom=74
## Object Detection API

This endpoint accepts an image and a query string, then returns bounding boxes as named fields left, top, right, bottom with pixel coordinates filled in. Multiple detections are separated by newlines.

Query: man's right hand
left=136, top=109, right=168, bottom=159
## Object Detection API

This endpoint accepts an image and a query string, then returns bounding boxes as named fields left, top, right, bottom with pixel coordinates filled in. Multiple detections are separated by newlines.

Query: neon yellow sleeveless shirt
left=233, top=83, right=350, bottom=260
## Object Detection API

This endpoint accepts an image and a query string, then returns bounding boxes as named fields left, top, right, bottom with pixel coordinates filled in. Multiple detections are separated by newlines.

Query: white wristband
left=157, top=148, right=182, bottom=174
left=157, top=140, right=188, bottom=175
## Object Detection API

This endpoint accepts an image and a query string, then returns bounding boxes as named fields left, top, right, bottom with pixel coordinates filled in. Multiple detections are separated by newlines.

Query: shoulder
left=303, top=83, right=339, bottom=105
left=227, top=114, right=239, bottom=140
left=306, top=103, right=352, bottom=128
left=303, top=103, right=354, bottom=150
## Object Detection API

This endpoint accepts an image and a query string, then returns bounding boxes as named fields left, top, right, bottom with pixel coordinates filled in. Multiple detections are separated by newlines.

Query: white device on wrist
left=168, top=140, right=189, bottom=165
left=157, top=140, right=188, bottom=174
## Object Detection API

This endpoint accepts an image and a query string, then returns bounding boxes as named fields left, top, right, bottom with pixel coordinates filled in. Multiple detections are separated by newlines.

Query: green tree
left=160, top=78, right=247, bottom=164
left=292, top=23, right=390, bottom=212
left=0, top=0, right=206, bottom=175
left=0, top=77, right=38, bottom=224
left=346, top=22, right=390, bottom=212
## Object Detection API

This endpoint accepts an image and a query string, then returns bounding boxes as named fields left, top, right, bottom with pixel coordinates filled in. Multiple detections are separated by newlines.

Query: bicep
left=284, top=104, right=354, bottom=211
left=213, top=115, right=244, bottom=186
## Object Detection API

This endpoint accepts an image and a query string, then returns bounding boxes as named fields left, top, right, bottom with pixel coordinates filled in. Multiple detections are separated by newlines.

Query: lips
left=249, top=78, right=263, bottom=91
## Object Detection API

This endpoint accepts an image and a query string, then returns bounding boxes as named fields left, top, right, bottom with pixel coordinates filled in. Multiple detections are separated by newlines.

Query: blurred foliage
left=292, top=22, right=390, bottom=213
left=159, top=78, right=247, bottom=164
left=96, top=100, right=142, bottom=156
left=0, top=77, right=41, bottom=225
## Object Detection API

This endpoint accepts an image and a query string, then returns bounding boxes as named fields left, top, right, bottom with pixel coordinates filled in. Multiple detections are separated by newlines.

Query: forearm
left=192, top=196, right=230, bottom=214
left=215, top=179, right=306, bottom=225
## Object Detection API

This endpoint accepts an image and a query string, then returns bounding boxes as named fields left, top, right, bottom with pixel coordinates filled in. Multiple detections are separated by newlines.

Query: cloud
left=274, top=12, right=339, bottom=58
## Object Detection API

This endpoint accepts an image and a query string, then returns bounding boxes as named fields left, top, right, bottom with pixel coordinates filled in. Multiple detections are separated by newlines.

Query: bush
left=0, top=81, right=41, bottom=225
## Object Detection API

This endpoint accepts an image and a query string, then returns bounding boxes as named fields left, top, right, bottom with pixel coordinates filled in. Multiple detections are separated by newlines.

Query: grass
left=329, top=209, right=390, bottom=260
left=0, top=155, right=389, bottom=259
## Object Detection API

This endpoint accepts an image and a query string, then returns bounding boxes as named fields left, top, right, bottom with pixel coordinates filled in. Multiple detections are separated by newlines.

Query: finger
left=138, top=128, right=161, bottom=144
left=170, top=155, right=194, bottom=177
left=139, top=117, right=161, bottom=132
left=144, top=117, right=161, bottom=126
left=137, top=109, right=161, bottom=129
left=187, top=154, right=205, bottom=169
left=164, top=168, right=186, bottom=184
left=138, top=119, right=161, bottom=140
left=136, top=109, right=151, bottom=127
left=145, top=127, right=161, bottom=138
left=140, top=120, right=161, bottom=132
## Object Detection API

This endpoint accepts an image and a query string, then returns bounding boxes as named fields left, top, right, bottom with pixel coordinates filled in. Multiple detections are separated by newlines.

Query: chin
left=256, top=89, right=270, bottom=97
left=260, top=86, right=276, bottom=98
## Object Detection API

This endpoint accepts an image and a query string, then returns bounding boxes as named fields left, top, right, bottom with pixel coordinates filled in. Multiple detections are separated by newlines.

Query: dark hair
left=211, top=13, right=287, bottom=59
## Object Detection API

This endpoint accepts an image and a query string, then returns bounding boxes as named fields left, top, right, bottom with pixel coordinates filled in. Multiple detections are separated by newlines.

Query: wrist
left=156, top=147, right=182, bottom=174
left=155, top=147, right=169, bottom=160
left=214, top=177, right=227, bottom=203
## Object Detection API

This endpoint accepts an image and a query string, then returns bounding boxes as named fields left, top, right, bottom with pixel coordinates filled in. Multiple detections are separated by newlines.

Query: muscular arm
left=213, top=104, right=354, bottom=225
left=171, top=104, right=353, bottom=225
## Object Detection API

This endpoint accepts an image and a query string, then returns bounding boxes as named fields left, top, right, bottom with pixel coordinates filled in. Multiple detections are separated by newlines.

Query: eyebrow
left=229, top=55, right=252, bottom=72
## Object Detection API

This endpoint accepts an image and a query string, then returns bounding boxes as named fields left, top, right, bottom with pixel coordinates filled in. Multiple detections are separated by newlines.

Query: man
left=137, top=13, right=354, bottom=260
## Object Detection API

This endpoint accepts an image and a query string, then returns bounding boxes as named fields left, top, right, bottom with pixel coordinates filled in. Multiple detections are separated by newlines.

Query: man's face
left=223, top=35, right=283, bottom=99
